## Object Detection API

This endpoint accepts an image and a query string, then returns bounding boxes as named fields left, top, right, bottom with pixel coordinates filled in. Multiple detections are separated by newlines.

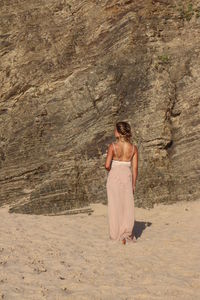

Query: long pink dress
left=106, top=142, right=135, bottom=242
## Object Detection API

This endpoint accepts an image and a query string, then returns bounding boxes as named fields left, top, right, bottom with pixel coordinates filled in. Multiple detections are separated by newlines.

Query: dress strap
left=112, top=142, right=118, bottom=159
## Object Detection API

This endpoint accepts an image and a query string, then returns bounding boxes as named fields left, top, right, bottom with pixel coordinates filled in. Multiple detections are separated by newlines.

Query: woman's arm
left=105, top=144, right=113, bottom=171
left=132, top=145, right=138, bottom=192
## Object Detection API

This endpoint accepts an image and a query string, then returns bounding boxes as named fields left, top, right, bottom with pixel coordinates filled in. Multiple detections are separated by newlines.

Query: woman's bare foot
left=122, top=238, right=126, bottom=245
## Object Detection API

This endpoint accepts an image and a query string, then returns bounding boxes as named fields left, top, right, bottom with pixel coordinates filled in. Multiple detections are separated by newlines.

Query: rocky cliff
left=0, top=0, right=200, bottom=214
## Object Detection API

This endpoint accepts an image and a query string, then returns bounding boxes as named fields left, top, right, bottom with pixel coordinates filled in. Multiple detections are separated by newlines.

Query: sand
left=0, top=200, right=200, bottom=300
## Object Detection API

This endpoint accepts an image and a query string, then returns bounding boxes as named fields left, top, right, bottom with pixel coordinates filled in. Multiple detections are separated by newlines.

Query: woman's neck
left=117, top=137, right=126, bottom=143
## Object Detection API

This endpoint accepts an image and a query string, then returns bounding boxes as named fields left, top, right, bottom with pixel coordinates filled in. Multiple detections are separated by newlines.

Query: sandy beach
left=0, top=200, right=200, bottom=300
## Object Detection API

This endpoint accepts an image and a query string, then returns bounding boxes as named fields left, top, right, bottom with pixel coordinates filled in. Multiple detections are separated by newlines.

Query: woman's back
left=112, top=141, right=134, bottom=162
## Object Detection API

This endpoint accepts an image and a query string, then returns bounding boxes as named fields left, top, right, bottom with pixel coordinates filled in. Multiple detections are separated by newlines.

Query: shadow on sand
left=132, top=220, right=152, bottom=239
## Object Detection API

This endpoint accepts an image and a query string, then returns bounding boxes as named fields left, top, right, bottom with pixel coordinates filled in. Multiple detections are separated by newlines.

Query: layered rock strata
left=0, top=0, right=199, bottom=214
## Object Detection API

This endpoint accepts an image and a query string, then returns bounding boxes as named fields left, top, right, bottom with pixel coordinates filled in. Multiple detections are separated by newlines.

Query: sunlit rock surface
left=0, top=0, right=199, bottom=214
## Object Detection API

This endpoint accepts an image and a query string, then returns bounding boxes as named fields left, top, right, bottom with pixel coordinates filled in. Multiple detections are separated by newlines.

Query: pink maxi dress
left=106, top=142, right=135, bottom=242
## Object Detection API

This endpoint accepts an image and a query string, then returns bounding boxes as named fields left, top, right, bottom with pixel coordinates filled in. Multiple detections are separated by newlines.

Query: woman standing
left=105, top=121, right=138, bottom=245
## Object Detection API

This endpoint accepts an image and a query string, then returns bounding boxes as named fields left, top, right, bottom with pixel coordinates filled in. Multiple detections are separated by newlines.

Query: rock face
left=0, top=0, right=200, bottom=214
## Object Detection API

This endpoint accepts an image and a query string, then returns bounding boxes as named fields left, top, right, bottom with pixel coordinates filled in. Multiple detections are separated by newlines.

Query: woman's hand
left=132, top=185, right=136, bottom=194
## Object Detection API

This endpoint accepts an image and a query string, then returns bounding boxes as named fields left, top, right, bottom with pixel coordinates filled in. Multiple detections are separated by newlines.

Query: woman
left=105, top=121, right=138, bottom=245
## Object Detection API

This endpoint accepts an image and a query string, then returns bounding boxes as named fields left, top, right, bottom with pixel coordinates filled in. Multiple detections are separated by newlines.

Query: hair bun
left=116, top=121, right=132, bottom=142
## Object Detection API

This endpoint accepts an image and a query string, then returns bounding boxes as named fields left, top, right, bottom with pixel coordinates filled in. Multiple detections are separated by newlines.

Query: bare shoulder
left=110, top=142, right=114, bottom=148
left=107, top=143, right=114, bottom=152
